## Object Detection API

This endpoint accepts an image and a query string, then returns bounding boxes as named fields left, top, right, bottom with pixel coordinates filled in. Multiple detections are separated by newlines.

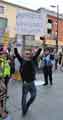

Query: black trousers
left=55, top=59, right=58, bottom=70
left=43, top=67, right=52, bottom=85
left=4, top=76, right=9, bottom=96
left=4, top=76, right=9, bottom=88
left=22, top=81, right=36, bottom=114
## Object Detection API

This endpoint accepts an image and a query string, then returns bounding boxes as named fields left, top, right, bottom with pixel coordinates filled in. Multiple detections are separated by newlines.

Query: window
left=48, top=19, right=52, bottom=23
left=47, top=29, right=52, bottom=34
left=0, top=6, right=4, bottom=14
left=48, top=19, right=52, bottom=29
left=0, top=18, right=7, bottom=29
left=48, top=23, right=52, bottom=29
left=0, top=18, right=7, bottom=38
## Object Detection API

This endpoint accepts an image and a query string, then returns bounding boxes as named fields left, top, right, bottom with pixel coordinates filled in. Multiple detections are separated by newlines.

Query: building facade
left=47, top=15, right=63, bottom=41
left=39, top=8, right=63, bottom=46
left=0, top=0, right=63, bottom=49
left=0, top=0, right=16, bottom=47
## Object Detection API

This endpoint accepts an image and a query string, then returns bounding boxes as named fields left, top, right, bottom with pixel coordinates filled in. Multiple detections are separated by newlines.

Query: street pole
left=22, top=35, right=25, bottom=51
left=56, top=5, right=59, bottom=53
left=50, top=5, right=59, bottom=53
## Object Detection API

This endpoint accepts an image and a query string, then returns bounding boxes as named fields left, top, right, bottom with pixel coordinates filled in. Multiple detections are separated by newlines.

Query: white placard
left=16, top=8, right=42, bottom=35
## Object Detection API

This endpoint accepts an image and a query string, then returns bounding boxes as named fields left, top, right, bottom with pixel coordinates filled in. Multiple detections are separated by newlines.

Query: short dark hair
left=44, top=48, right=49, bottom=52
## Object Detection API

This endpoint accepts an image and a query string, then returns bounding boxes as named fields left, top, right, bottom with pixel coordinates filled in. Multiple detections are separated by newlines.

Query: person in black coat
left=42, top=48, right=53, bottom=86
left=14, top=47, right=41, bottom=116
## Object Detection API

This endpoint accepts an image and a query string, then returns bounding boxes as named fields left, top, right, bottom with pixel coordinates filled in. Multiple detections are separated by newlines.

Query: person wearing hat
left=0, top=49, right=11, bottom=119
left=3, top=52, right=10, bottom=99
left=0, top=49, right=10, bottom=98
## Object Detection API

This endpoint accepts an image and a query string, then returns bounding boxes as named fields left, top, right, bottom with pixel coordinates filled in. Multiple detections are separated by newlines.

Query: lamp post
left=50, top=5, right=59, bottom=52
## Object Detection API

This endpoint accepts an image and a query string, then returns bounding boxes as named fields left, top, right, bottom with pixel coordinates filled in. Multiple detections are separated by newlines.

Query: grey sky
left=4, top=0, right=63, bottom=13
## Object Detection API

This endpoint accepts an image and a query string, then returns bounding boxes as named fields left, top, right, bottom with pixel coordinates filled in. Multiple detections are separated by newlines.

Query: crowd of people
left=0, top=46, right=63, bottom=119
left=39, top=48, right=63, bottom=72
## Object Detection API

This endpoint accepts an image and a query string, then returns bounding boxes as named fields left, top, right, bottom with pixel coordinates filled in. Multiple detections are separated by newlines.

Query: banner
left=3, top=32, right=9, bottom=48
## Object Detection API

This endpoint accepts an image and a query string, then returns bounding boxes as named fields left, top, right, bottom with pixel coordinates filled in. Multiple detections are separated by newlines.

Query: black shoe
left=22, top=109, right=28, bottom=117
left=0, top=117, right=2, bottom=120
left=50, top=82, right=53, bottom=86
left=22, top=112, right=26, bottom=117
left=22, top=111, right=27, bottom=117
left=43, top=83, right=48, bottom=86
left=0, top=114, right=2, bottom=118
left=6, top=96, right=9, bottom=100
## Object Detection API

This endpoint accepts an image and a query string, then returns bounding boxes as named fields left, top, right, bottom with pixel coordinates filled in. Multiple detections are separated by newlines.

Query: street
left=7, top=71, right=63, bottom=120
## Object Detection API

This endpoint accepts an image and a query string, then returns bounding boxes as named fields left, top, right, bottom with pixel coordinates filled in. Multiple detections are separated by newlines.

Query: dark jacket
left=14, top=48, right=41, bottom=83
left=42, top=55, right=53, bottom=73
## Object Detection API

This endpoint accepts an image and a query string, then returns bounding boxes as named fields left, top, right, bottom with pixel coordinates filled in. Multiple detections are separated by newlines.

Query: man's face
left=44, top=50, right=49, bottom=56
left=23, top=49, right=32, bottom=60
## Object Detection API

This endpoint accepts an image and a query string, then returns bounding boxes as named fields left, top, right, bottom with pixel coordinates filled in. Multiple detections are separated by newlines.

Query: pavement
left=6, top=71, right=63, bottom=120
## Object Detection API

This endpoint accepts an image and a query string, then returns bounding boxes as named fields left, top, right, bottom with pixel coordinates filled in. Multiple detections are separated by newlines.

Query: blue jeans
left=22, top=81, right=36, bottom=114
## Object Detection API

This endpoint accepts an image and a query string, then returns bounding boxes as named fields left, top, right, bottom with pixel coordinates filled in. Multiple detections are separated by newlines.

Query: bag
left=12, top=71, right=22, bottom=80
left=12, top=61, right=25, bottom=81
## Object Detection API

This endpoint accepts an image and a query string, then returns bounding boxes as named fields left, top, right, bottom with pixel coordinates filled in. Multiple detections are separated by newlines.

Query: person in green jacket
left=0, top=51, right=10, bottom=98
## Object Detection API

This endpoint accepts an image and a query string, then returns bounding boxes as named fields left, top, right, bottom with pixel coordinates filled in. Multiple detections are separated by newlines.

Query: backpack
left=43, top=55, right=52, bottom=67
left=50, top=54, right=54, bottom=60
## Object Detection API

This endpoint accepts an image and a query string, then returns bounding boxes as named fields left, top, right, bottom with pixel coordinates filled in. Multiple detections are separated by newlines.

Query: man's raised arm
left=14, top=48, right=23, bottom=63
left=33, top=48, right=42, bottom=60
